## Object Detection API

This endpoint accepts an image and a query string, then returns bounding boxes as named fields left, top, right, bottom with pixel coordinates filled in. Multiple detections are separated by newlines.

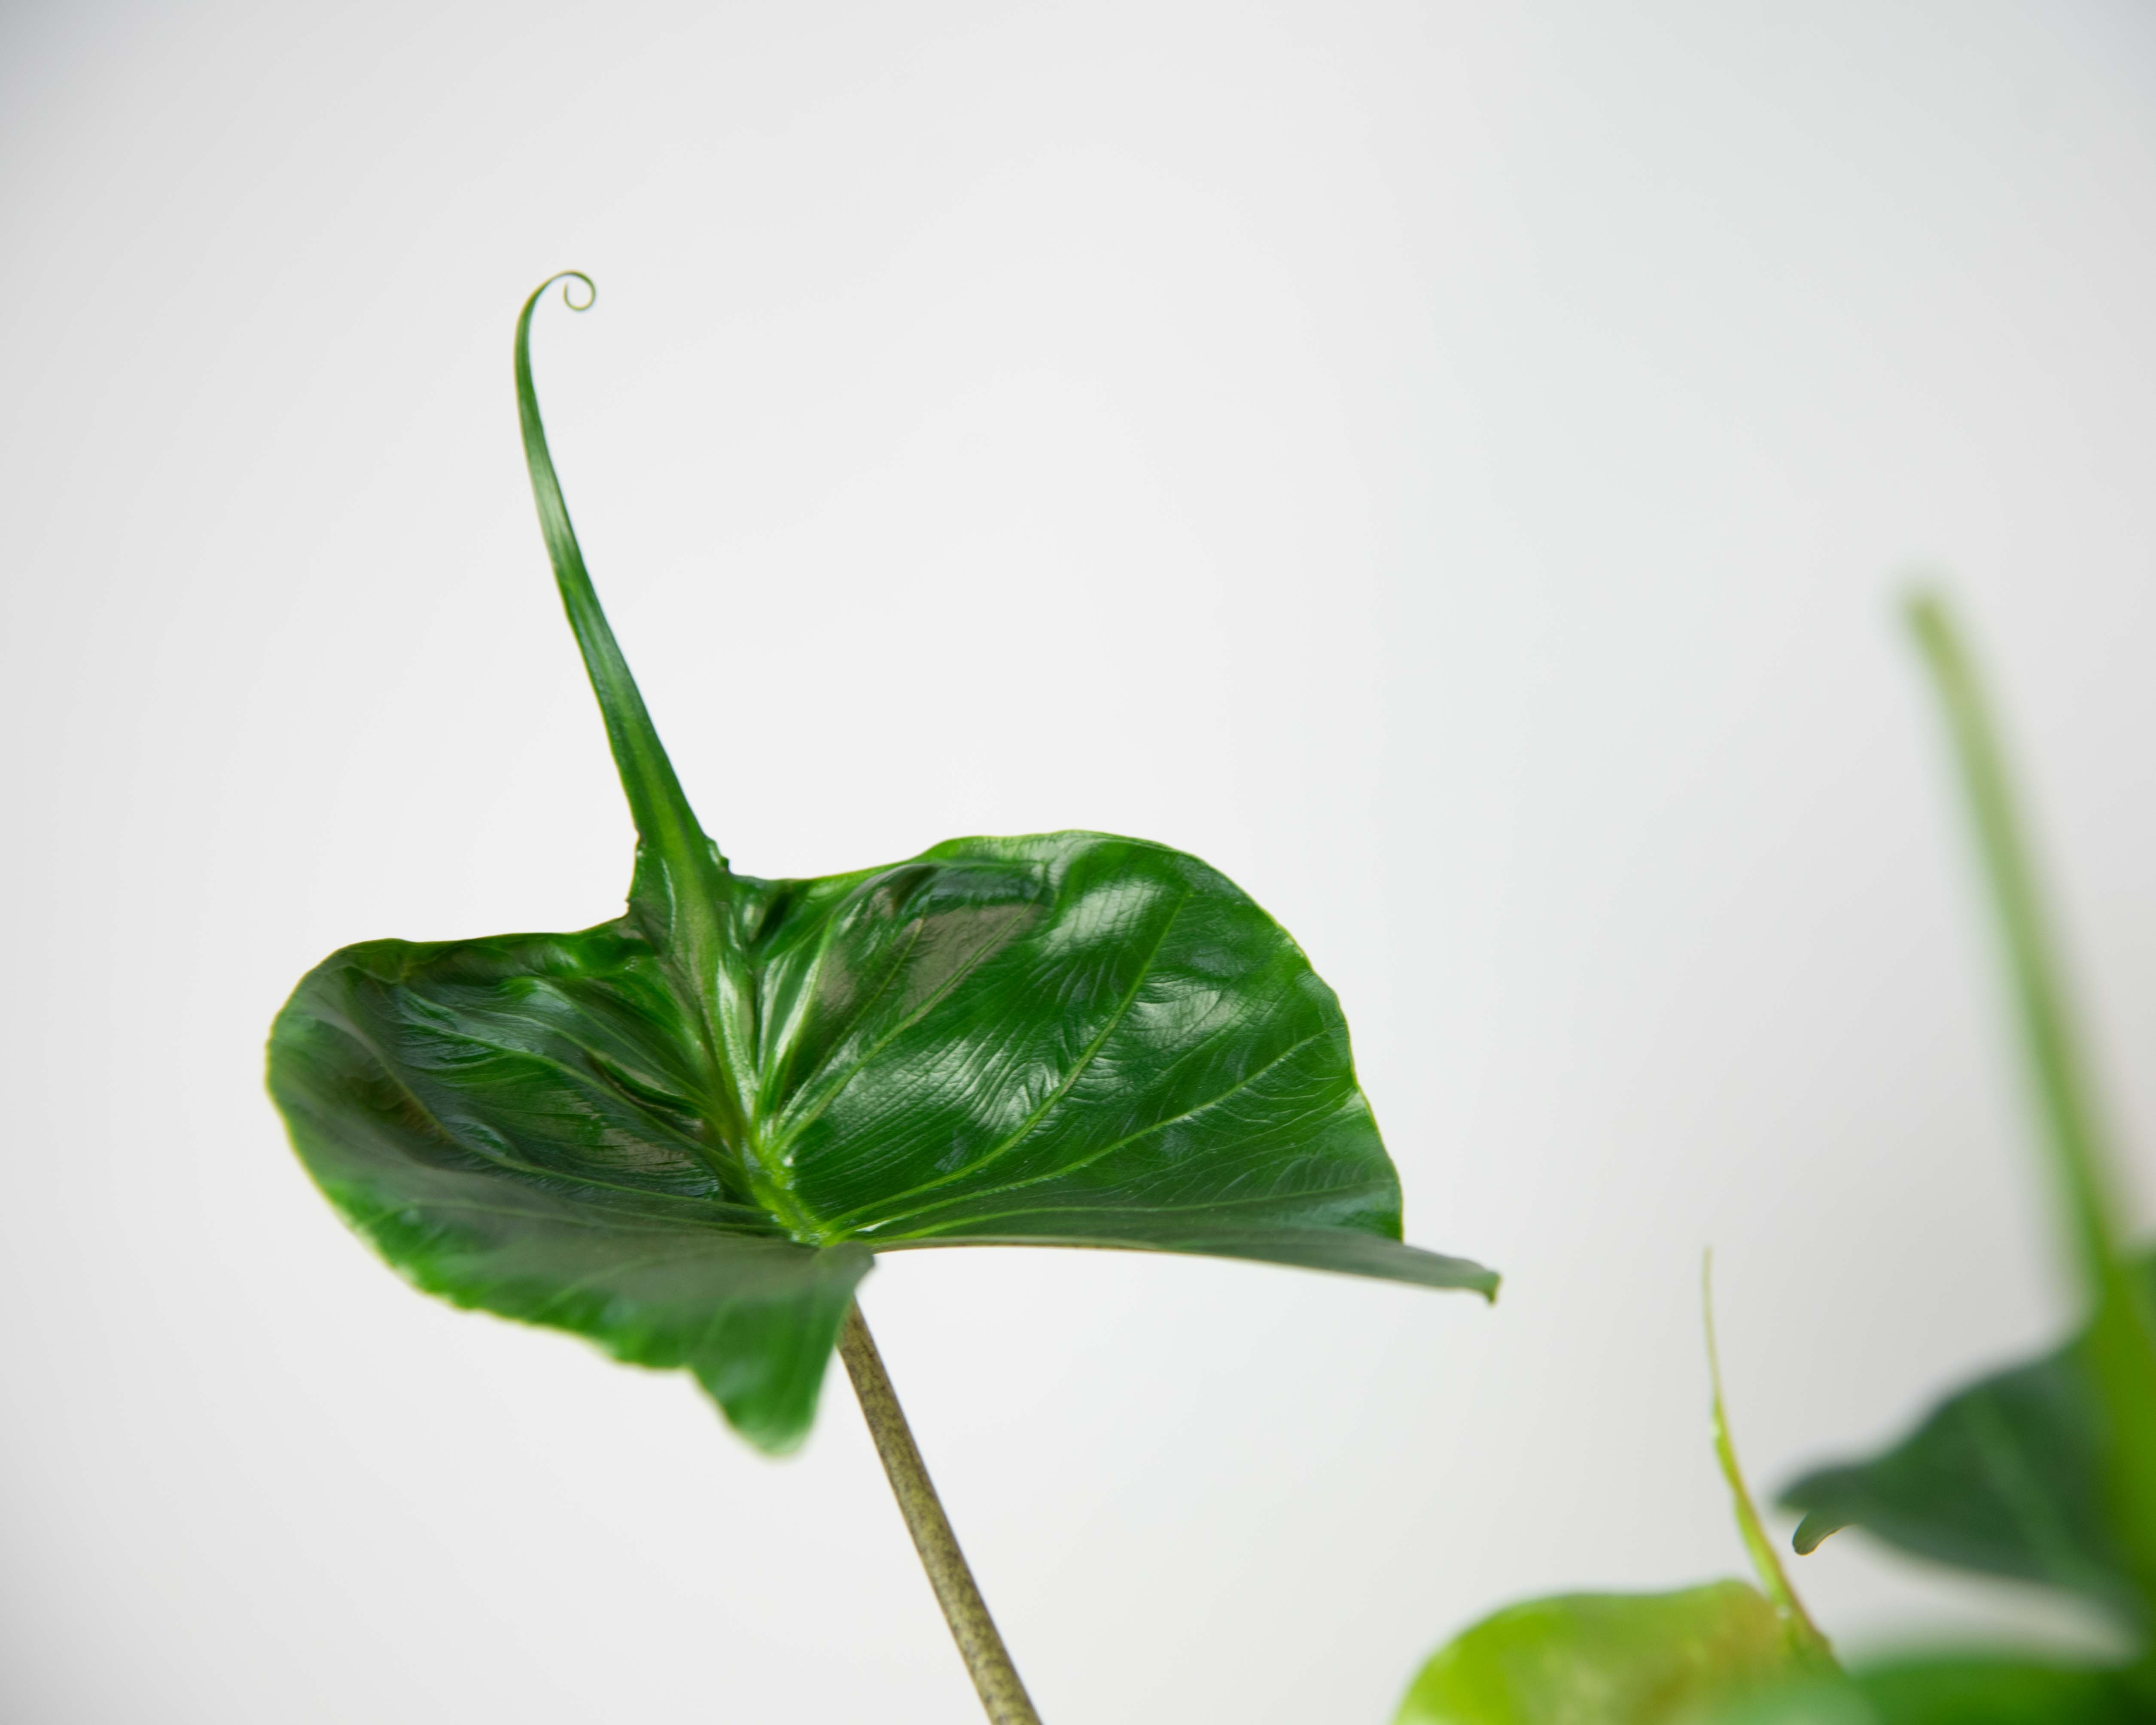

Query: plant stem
left=838, top=1302, right=1044, bottom=1725
left=1701, top=1254, right=1839, bottom=1674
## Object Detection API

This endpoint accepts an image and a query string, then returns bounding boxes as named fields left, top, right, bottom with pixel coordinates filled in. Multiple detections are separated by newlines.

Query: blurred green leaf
left=1393, top=1582, right=1805, bottom=1725
left=1710, top=1653, right=2143, bottom=1725
left=1853, top=1654, right=2143, bottom=1725
left=266, top=276, right=1493, bottom=1455
left=1779, top=1252, right=2154, bottom=1622
left=1390, top=1277, right=1839, bottom=1724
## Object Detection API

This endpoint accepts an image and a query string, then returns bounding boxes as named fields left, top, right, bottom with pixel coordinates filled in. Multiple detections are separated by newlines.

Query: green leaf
left=1779, top=1250, right=2156, bottom=1622
left=1851, top=1655, right=2145, bottom=1725
left=1393, top=1582, right=1807, bottom=1725
left=1708, top=1654, right=2145, bottom=1725
left=265, top=275, right=1494, bottom=1455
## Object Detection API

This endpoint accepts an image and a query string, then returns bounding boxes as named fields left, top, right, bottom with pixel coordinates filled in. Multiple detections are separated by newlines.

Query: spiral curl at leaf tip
left=539, top=269, right=595, bottom=312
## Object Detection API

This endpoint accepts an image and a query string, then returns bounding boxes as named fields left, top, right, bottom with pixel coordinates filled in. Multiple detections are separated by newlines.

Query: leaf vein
left=823, top=885, right=1206, bottom=1231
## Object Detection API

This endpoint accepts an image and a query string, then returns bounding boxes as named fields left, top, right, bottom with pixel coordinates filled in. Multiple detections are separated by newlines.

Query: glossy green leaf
left=1708, top=1654, right=2145, bottom=1725
left=1393, top=1582, right=1806, bottom=1725
left=1779, top=1250, right=2156, bottom=1622
left=266, top=274, right=1494, bottom=1454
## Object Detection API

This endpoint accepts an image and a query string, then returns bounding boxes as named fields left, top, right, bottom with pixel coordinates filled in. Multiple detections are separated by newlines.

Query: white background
left=6, top=3, right=2156, bottom=1720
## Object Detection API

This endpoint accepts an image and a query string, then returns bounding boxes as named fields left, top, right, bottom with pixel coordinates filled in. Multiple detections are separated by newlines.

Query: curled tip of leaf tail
left=1791, top=1511, right=1845, bottom=1557
left=1703, top=1252, right=1840, bottom=1673
left=511, top=272, right=732, bottom=964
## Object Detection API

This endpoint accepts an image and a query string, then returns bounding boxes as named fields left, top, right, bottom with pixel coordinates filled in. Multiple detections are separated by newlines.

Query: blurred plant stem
left=1704, top=1253, right=1840, bottom=1674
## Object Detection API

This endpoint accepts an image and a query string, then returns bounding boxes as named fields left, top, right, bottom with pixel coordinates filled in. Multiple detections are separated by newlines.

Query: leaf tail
left=514, top=274, right=732, bottom=960
left=1703, top=1251, right=1840, bottom=1674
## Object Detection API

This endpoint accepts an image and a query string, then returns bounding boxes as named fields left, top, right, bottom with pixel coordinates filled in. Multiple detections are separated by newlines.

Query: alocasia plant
left=265, top=273, right=1495, bottom=1722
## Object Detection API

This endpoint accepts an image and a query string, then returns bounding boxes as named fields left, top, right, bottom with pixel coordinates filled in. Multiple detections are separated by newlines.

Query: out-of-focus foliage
left=1395, top=597, right=2156, bottom=1723
left=1756, top=599, right=2156, bottom=1714
left=1880, top=599, right=2156, bottom=1618
left=1717, top=600, right=2156, bottom=1721
left=1393, top=1582, right=1803, bottom=1725
left=1780, top=1253, right=2156, bottom=1622
left=1711, top=1654, right=2144, bottom=1725
left=1730, top=600, right=2156, bottom=1721
left=1393, top=1267, right=1836, bottom=1724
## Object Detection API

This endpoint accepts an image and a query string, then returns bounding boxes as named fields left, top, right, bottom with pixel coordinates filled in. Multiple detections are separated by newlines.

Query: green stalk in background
left=1906, top=593, right=2156, bottom=1637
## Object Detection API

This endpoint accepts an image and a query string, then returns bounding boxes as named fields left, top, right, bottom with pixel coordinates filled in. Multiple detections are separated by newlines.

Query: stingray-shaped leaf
left=1778, top=1250, right=2156, bottom=1623
left=266, top=275, right=1494, bottom=1454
